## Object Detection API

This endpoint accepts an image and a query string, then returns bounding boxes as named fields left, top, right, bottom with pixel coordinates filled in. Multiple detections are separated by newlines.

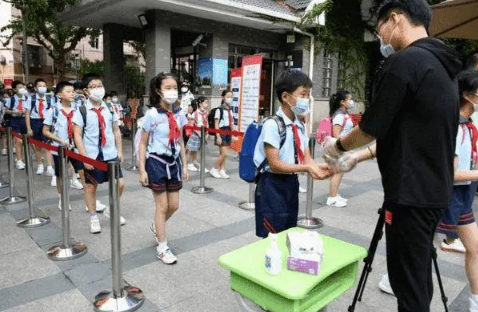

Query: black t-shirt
left=360, top=38, right=462, bottom=209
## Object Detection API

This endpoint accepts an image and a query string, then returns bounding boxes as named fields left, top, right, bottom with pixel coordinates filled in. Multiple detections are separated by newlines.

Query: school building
left=62, top=0, right=365, bottom=122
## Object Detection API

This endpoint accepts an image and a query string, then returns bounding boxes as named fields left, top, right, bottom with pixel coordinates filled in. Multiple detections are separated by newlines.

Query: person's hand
left=117, top=152, right=124, bottom=164
left=139, top=170, right=149, bottom=186
left=306, top=164, right=328, bottom=180
left=61, top=141, right=72, bottom=149
left=337, top=153, right=358, bottom=173
left=216, top=136, right=222, bottom=146
left=182, top=167, right=189, bottom=182
left=84, top=163, right=94, bottom=171
left=27, top=128, right=33, bottom=137
left=316, top=163, right=333, bottom=180
left=322, top=136, right=343, bottom=166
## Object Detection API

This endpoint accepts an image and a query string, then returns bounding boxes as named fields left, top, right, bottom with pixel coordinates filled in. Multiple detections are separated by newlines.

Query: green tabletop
left=219, top=227, right=367, bottom=301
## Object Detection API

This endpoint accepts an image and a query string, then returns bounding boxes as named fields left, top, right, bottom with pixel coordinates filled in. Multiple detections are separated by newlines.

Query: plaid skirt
left=186, top=132, right=202, bottom=151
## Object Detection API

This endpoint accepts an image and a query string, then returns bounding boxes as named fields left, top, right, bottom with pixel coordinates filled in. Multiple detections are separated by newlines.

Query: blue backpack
left=239, top=115, right=286, bottom=183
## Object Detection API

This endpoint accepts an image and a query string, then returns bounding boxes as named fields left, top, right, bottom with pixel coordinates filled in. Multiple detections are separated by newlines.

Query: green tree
left=0, top=0, right=99, bottom=80
left=78, top=59, right=105, bottom=78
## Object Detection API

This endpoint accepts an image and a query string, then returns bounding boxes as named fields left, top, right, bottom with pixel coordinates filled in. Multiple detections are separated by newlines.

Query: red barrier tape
left=65, top=150, right=108, bottom=172
left=121, top=118, right=133, bottom=124
left=28, top=137, right=58, bottom=153
left=0, top=126, right=6, bottom=133
left=183, top=125, right=244, bottom=137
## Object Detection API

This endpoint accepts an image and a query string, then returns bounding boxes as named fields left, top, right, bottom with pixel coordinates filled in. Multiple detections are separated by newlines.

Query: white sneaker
left=156, top=246, right=177, bottom=264
left=36, top=164, right=44, bottom=175
left=326, top=197, right=347, bottom=208
left=103, top=207, right=126, bottom=225
left=210, top=168, right=222, bottom=179
left=187, top=163, right=198, bottom=172
left=379, top=274, right=395, bottom=296
left=84, top=200, right=107, bottom=213
left=16, top=160, right=25, bottom=170
left=337, top=194, right=348, bottom=203
left=51, top=175, right=57, bottom=187
left=46, top=166, right=55, bottom=177
left=90, top=219, right=101, bottom=234
left=2, top=149, right=7, bottom=156
left=58, top=199, right=72, bottom=211
left=70, top=179, right=84, bottom=190
left=299, top=186, right=307, bottom=193
left=193, top=161, right=209, bottom=173
left=470, top=294, right=478, bottom=312
left=441, top=238, right=466, bottom=254
left=219, top=169, right=230, bottom=179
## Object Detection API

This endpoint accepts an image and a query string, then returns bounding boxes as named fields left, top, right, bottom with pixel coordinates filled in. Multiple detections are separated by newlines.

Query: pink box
left=287, top=256, right=321, bottom=276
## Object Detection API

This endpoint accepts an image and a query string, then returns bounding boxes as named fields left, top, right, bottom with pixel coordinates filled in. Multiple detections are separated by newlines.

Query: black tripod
left=348, top=209, right=449, bottom=312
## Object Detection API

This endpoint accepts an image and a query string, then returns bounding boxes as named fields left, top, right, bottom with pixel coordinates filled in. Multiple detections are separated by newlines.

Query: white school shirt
left=194, top=110, right=208, bottom=127
left=142, top=107, right=188, bottom=159
left=72, top=100, right=120, bottom=160
left=253, top=107, right=309, bottom=173
left=24, top=93, right=52, bottom=119
left=43, top=103, right=76, bottom=156
left=215, top=105, right=232, bottom=128
left=5, top=95, right=27, bottom=115
left=455, top=123, right=473, bottom=186
left=332, top=110, right=354, bottom=137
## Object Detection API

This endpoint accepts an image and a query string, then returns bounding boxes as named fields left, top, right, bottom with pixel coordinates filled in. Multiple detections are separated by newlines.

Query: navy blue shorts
left=30, top=119, right=45, bottom=142
left=436, top=182, right=477, bottom=239
left=255, top=172, right=299, bottom=238
left=11, top=117, right=26, bottom=135
left=146, top=154, right=182, bottom=194
left=53, top=154, right=84, bottom=177
left=215, top=126, right=232, bottom=147
left=84, top=151, right=123, bottom=185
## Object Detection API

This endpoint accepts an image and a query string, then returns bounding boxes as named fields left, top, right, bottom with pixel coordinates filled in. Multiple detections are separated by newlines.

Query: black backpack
left=79, top=102, right=115, bottom=136
left=208, top=107, right=224, bottom=132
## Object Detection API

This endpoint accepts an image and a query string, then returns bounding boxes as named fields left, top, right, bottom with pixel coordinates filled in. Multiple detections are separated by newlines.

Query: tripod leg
left=432, top=247, right=449, bottom=312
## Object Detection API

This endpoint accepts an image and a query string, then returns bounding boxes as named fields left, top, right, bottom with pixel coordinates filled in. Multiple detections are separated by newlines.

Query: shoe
left=70, top=179, right=84, bottom=190
left=156, top=246, right=177, bottom=264
left=219, top=169, right=230, bottom=179
left=441, top=238, right=466, bottom=253
left=210, top=168, right=222, bottom=179
left=2, top=149, right=7, bottom=156
left=187, top=163, right=198, bottom=172
left=379, top=274, right=395, bottom=296
left=58, top=199, right=72, bottom=211
left=299, top=186, right=307, bottom=193
left=90, top=219, right=101, bottom=234
left=16, top=160, right=25, bottom=170
left=51, top=176, right=57, bottom=187
left=84, top=200, right=107, bottom=213
left=36, top=164, right=44, bottom=175
left=103, top=207, right=126, bottom=225
left=326, top=197, right=347, bottom=208
left=337, top=194, right=348, bottom=203
left=46, top=166, right=55, bottom=177
left=470, top=295, right=478, bottom=312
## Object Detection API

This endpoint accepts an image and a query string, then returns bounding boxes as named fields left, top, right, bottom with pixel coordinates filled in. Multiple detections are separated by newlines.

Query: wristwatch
left=335, top=139, right=347, bottom=152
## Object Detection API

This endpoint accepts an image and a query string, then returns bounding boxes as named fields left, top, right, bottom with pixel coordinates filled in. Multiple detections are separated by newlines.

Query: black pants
left=384, top=203, right=445, bottom=312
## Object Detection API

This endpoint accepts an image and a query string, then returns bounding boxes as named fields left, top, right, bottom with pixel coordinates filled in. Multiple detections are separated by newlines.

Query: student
left=110, top=91, right=124, bottom=120
left=138, top=72, right=189, bottom=264
left=73, top=74, right=126, bottom=234
left=43, top=81, right=86, bottom=210
left=25, top=78, right=55, bottom=176
left=179, top=81, right=194, bottom=114
left=73, top=82, right=86, bottom=109
left=186, top=97, right=209, bottom=172
left=326, top=91, right=355, bottom=208
left=4, top=81, right=28, bottom=170
left=253, top=69, right=330, bottom=238
left=1, top=91, right=9, bottom=155
left=26, top=82, right=35, bottom=97
left=210, top=90, right=234, bottom=179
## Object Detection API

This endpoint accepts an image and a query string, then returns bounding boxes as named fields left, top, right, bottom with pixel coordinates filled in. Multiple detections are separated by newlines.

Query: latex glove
left=337, top=152, right=358, bottom=173
left=322, top=136, right=343, bottom=166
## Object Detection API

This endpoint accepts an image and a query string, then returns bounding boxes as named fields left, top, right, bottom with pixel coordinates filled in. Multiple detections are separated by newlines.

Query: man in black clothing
left=324, top=0, right=462, bottom=311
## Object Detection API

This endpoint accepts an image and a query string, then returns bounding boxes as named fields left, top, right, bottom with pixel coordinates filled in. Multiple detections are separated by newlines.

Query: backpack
left=208, top=107, right=224, bottom=132
left=239, top=115, right=287, bottom=183
left=315, top=114, right=350, bottom=144
left=30, top=94, right=52, bottom=114
left=79, top=102, right=115, bottom=136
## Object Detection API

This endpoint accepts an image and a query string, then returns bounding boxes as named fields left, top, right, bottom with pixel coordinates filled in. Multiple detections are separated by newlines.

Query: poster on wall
left=230, top=68, right=243, bottom=153
left=198, top=58, right=212, bottom=88
left=212, top=59, right=228, bottom=88
left=238, top=54, right=263, bottom=133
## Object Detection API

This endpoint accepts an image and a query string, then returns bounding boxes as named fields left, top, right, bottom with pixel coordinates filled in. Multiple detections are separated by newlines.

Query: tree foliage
left=1, top=0, right=99, bottom=79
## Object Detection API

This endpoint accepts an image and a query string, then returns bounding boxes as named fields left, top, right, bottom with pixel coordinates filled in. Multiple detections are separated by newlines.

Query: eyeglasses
left=87, top=85, right=103, bottom=90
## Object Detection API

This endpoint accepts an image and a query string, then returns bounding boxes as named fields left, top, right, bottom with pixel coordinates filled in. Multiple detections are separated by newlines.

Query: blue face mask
left=289, top=96, right=310, bottom=116
left=378, top=35, right=395, bottom=58
left=348, top=100, right=355, bottom=110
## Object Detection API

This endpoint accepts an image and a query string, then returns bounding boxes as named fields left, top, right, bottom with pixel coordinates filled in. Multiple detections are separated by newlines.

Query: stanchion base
left=94, top=286, right=145, bottom=312
left=17, top=216, right=50, bottom=228
left=238, top=201, right=255, bottom=211
left=191, top=186, right=214, bottom=194
left=125, top=165, right=138, bottom=172
left=0, top=196, right=26, bottom=205
left=47, top=242, right=88, bottom=261
left=0, top=181, right=9, bottom=189
left=297, top=217, right=324, bottom=229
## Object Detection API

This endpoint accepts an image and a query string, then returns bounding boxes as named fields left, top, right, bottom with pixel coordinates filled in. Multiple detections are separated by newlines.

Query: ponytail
left=329, top=90, right=351, bottom=117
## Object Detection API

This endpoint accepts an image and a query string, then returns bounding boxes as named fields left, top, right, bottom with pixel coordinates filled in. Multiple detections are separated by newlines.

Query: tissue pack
left=286, top=231, right=324, bottom=276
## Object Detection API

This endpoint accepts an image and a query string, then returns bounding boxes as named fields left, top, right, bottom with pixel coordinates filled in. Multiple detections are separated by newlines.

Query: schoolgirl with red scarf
left=186, top=97, right=209, bottom=172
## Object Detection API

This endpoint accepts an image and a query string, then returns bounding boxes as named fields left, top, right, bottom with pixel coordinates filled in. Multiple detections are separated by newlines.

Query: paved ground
left=0, top=138, right=475, bottom=312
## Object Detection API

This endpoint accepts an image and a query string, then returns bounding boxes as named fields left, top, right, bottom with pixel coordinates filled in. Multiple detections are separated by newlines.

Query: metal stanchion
left=17, top=134, right=49, bottom=228
left=0, top=130, right=9, bottom=189
left=126, top=119, right=138, bottom=171
left=94, top=161, right=144, bottom=312
left=0, top=128, right=25, bottom=204
left=191, top=126, right=213, bottom=194
left=238, top=183, right=255, bottom=210
left=47, top=145, right=87, bottom=260
left=297, top=136, right=323, bottom=229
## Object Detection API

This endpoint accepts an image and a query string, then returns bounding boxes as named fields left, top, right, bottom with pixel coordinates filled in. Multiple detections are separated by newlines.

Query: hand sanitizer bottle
left=265, top=233, right=282, bottom=275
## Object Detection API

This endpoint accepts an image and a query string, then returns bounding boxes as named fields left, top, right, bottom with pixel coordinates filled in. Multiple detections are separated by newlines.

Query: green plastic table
left=218, top=228, right=367, bottom=312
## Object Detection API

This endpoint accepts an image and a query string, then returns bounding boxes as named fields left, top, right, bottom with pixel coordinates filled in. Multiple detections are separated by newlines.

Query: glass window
left=322, top=50, right=333, bottom=98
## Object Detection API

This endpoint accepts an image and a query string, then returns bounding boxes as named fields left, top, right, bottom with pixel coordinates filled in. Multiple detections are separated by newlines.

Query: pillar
left=145, top=10, right=171, bottom=88
left=103, top=23, right=125, bottom=97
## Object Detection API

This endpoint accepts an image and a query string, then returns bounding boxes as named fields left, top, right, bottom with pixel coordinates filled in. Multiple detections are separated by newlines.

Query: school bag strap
left=79, top=103, right=115, bottom=136
left=256, top=115, right=287, bottom=174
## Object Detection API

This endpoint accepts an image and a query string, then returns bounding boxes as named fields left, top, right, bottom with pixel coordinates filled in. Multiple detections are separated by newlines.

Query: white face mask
left=348, top=100, right=355, bottom=110
left=225, top=98, right=233, bottom=105
left=377, top=18, right=398, bottom=58
left=37, top=87, right=47, bottom=95
left=163, top=90, right=178, bottom=105
left=112, top=97, right=118, bottom=103
left=181, top=87, right=188, bottom=93
left=89, top=87, right=105, bottom=102
left=17, top=88, right=27, bottom=96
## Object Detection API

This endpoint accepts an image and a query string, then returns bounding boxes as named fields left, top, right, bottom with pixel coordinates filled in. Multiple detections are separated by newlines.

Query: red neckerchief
left=195, top=110, right=208, bottom=128
left=38, top=98, right=44, bottom=119
left=18, top=99, right=23, bottom=111
left=60, top=109, right=75, bottom=139
left=291, top=124, right=305, bottom=164
left=157, top=107, right=181, bottom=147
left=113, top=104, right=119, bottom=115
left=464, top=122, right=478, bottom=163
left=92, top=107, right=106, bottom=147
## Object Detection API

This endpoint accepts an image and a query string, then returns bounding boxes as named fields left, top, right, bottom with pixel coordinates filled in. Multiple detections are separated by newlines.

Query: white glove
left=322, top=136, right=343, bottom=166
left=337, top=153, right=358, bottom=173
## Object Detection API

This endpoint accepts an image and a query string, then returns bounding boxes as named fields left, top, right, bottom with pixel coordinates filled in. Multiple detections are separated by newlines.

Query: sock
left=157, top=240, right=167, bottom=251
left=471, top=294, right=478, bottom=311
left=90, top=214, right=98, bottom=220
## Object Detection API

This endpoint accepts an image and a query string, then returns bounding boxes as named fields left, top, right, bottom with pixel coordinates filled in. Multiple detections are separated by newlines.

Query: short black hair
left=275, top=69, right=313, bottom=103
left=464, top=52, right=478, bottom=70
left=104, top=93, right=111, bottom=100
left=34, top=78, right=46, bottom=87
left=73, top=81, right=83, bottom=90
left=457, top=69, right=478, bottom=106
left=110, top=91, right=118, bottom=96
left=12, top=80, right=24, bottom=90
left=26, top=82, right=34, bottom=89
left=82, top=73, right=103, bottom=89
left=55, top=81, right=73, bottom=94
left=377, top=0, right=432, bottom=29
